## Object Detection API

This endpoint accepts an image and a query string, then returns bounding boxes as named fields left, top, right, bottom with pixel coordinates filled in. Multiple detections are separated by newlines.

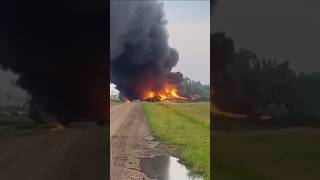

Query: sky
left=0, top=1, right=210, bottom=95
left=214, top=0, right=320, bottom=73
left=163, top=1, right=210, bottom=84
left=111, top=0, right=210, bottom=95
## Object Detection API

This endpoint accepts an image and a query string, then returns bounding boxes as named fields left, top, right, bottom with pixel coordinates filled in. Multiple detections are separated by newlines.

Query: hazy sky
left=214, top=0, right=320, bottom=73
left=163, top=1, right=210, bottom=84
left=0, top=1, right=211, bottom=95
left=110, top=1, right=210, bottom=95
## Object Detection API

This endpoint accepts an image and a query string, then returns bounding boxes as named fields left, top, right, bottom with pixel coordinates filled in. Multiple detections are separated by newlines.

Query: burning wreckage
left=144, top=85, right=187, bottom=102
left=111, top=1, right=192, bottom=103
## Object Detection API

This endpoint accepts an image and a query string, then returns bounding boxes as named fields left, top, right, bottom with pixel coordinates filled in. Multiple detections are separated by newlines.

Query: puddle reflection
left=140, top=156, right=203, bottom=180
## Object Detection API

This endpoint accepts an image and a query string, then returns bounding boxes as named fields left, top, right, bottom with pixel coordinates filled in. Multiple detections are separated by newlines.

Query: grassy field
left=110, top=99, right=123, bottom=105
left=0, top=115, right=44, bottom=138
left=213, top=127, right=320, bottom=180
left=144, top=102, right=210, bottom=179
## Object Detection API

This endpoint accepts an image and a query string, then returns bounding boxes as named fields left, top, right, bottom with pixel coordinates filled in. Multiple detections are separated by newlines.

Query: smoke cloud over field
left=0, top=0, right=108, bottom=123
left=110, top=0, right=183, bottom=100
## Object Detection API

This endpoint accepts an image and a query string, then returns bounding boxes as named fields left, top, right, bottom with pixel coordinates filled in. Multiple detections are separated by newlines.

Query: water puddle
left=140, top=156, right=203, bottom=180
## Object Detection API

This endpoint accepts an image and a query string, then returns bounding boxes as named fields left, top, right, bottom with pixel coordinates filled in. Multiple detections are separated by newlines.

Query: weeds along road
left=110, top=102, right=165, bottom=180
left=0, top=125, right=107, bottom=180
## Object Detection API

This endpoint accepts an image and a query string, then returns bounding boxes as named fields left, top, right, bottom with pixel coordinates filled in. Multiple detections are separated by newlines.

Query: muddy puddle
left=140, top=156, right=203, bottom=180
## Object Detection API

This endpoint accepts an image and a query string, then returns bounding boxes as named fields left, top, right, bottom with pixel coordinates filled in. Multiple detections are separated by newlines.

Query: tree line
left=214, top=35, right=320, bottom=119
left=180, top=77, right=210, bottom=100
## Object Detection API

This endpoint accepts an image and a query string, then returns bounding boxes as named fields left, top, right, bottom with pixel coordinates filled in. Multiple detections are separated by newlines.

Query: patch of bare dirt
left=110, top=102, right=169, bottom=180
left=0, top=125, right=107, bottom=180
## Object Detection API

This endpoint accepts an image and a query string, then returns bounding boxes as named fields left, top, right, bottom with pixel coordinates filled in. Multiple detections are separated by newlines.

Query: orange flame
left=144, top=86, right=187, bottom=101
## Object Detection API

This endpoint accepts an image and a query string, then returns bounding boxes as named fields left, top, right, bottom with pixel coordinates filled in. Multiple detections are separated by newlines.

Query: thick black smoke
left=0, top=0, right=108, bottom=123
left=110, top=1, right=183, bottom=100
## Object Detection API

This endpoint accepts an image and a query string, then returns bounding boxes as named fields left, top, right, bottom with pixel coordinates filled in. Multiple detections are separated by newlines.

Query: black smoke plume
left=0, top=0, right=108, bottom=123
left=110, top=0, right=183, bottom=100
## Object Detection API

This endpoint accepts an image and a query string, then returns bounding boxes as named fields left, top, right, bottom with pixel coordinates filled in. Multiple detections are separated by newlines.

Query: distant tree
left=221, top=47, right=301, bottom=113
left=213, top=34, right=320, bottom=120
left=181, top=77, right=210, bottom=99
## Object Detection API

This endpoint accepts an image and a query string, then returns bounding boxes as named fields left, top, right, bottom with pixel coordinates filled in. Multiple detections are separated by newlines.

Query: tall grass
left=144, top=102, right=210, bottom=179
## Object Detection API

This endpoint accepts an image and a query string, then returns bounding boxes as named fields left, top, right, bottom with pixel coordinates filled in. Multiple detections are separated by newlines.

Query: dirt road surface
left=110, top=102, right=167, bottom=180
left=0, top=125, right=107, bottom=180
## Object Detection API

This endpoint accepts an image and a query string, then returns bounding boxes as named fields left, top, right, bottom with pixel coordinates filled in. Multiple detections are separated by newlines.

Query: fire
left=144, top=86, right=187, bottom=101
left=147, top=92, right=155, bottom=99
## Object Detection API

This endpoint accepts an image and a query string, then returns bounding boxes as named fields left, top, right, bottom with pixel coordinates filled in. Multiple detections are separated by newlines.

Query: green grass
left=144, top=102, right=210, bottom=179
left=0, top=115, right=44, bottom=138
left=110, top=99, right=122, bottom=105
left=213, top=128, right=320, bottom=180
